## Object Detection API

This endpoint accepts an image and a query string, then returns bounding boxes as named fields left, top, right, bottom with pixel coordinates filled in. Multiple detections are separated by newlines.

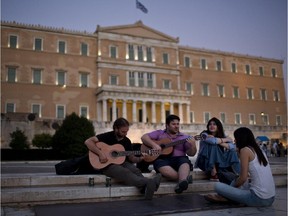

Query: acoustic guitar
left=141, top=136, right=194, bottom=163
left=89, top=142, right=159, bottom=169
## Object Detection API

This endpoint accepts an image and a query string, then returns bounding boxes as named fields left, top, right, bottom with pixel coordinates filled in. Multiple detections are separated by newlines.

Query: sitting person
left=141, top=114, right=197, bottom=194
left=84, top=117, right=161, bottom=200
left=204, top=127, right=275, bottom=207
left=195, top=117, right=240, bottom=181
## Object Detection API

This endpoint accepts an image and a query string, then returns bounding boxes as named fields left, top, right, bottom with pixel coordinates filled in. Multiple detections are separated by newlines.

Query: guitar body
left=141, top=138, right=174, bottom=163
left=89, top=142, right=126, bottom=169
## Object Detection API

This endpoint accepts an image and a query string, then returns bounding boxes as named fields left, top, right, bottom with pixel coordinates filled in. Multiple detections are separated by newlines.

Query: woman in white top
left=205, top=127, right=275, bottom=207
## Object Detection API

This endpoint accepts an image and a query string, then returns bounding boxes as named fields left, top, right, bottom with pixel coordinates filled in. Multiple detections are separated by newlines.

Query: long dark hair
left=234, top=127, right=268, bottom=166
left=205, top=117, right=225, bottom=138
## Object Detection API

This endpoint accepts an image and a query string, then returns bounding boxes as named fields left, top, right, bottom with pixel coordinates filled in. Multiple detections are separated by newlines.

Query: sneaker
left=210, top=174, right=219, bottom=181
left=153, top=173, right=162, bottom=191
left=144, top=179, right=156, bottom=200
left=187, top=175, right=193, bottom=184
left=174, top=180, right=188, bottom=194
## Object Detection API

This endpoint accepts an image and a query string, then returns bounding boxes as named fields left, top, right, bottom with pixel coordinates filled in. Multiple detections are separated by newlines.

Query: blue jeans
left=215, top=181, right=275, bottom=207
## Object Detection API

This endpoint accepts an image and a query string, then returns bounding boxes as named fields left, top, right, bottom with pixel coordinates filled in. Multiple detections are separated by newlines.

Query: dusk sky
left=1, top=0, right=287, bottom=94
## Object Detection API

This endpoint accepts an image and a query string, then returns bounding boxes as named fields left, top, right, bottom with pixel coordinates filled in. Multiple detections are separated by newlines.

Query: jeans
left=215, top=181, right=275, bottom=207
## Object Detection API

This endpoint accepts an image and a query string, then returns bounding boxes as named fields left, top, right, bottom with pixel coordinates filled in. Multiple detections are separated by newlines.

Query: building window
left=249, top=114, right=256, bottom=125
left=147, top=72, right=153, bottom=88
left=7, top=67, right=17, bottom=82
left=217, top=85, right=225, bottom=97
left=80, top=73, right=88, bottom=87
left=9, top=35, right=18, bottom=48
left=32, top=104, right=41, bottom=118
left=216, top=60, right=222, bottom=71
left=129, top=71, right=135, bottom=86
left=138, top=72, right=144, bottom=87
left=276, top=115, right=282, bottom=126
left=184, top=56, right=190, bottom=68
left=6, top=103, right=15, bottom=113
left=163, top=53, right=169, bottom=64
left=233, top=86, right=239, bottom=99
left=81, top=43, right=88, bottom=56
left=235, top=113, right=241, bottom=124
left=273, top=90, right=280, bottom=101
left=58, top=41, right=66, bottom=54
left=57, top=71, right=66, bottom=86
left=260, top=89, right=267, bottom=101
left=245, top=64, right=251, bottom=75
left=220, top=112, right=226, bottom=123
left=261, top=114, right=269, bottom=125
left=163, top=79, right=171, bottom=89
left=186, top=82, right=193, bottom=94
left=137, top=46, right=143, bottom=61
left=33, top=69, right=42, bottom=84
left=204, top=112, right=210, bottom=123
left=271, top=68, right=277, bottom=77
left=34, top=38, right=42, bottom=51
left=247, top=88, right=254, bottom=100
left=56, top=105, right=65, bottom=119
left=128, top=44, right=134, bottom=60
left=201, top=59, right=207, bottom=70
left=80, top=106, right=88, bottom=118
left=259, top=66, right=264, bottom=76
left=146, top=47, right=152, bottom=62
left=110, top=75, right=118, bottom=85
left=190, top=111, right=194, bottom=123
left=202, top=83, right=209, bottom=96
left=231, top=63, right=237, bottom=73
left=110, top=45, right=117, bottom=58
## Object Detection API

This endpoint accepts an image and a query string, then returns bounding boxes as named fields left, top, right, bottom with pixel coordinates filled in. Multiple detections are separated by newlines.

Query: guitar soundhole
left=160, top=144, right=165, bottom=149
left=111, top=151, right=119, bottom=158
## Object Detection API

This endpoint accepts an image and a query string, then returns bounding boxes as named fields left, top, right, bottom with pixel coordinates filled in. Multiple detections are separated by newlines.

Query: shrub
left=9, top=128, right=29, bottom=150
left=32, top=133, right=53, bottom=149
left=52, top=112, right=95, bottom=158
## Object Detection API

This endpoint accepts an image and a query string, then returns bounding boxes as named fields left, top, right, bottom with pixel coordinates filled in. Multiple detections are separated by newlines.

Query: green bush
left=32, top=133, right=53, bottom=149
left=52, top=112, right=95, bottom=158
left=9, top=128, right=29, bottom=150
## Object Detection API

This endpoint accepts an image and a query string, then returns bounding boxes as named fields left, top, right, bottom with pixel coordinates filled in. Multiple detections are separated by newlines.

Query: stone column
left=97, top=101, right=102, bottom=122
left=142, top=101, right=147, bottom=123
left=161, top=102, right=165, bottom=124
left=179, top=103, right=183, bottom=122
left=152, top=101, right=156, bottom=123
left=170, top=102, right=174, bottom=115
left=186, top=103, right=191, bottom=123
left=132, top=100, right=137, bottom=123
left=102, top=99, right=107, bottom=122
left=112, top=99, right=117, bottom=122
left=122, top=100, right=127, bottom=119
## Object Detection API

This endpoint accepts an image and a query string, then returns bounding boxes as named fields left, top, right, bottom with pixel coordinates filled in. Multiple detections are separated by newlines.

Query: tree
left=52, top=112, right=95, bottom=158
left=32, top=133, right=53, bottom=149
left=9, top=128, right=29, bottom=150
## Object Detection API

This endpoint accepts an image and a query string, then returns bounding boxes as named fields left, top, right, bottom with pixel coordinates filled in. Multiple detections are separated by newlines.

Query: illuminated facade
left=1, top=21, right=287, bottom=147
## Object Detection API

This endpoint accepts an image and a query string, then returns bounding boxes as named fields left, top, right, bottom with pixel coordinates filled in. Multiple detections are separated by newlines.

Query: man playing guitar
left=141, top=114, right=197, bottom=194
left=85, top=117, right=161, bottom=200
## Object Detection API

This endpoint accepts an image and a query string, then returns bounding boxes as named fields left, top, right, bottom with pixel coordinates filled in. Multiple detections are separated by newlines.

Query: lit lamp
left=261, top=112, right=264, bottom=116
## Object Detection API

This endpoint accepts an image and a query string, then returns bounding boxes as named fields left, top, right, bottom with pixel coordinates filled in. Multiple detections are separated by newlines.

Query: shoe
left=144, top=179, right=156, bottom=200
left=174, top=180, right=188, bottom=194
left=187, top=175, right=193, bottom=184
left=204, top=194, right=229, bottom=203
left=153, top=173, right=162, bottom=191
left=210, top=174, right=219, bottom=181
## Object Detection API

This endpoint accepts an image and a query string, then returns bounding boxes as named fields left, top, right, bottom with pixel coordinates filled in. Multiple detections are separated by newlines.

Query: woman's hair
left=205, top=117, right=225, bottom=138
left=113, top=117, right=130, bottom=130
left=234, top=127, right=268, bottom=166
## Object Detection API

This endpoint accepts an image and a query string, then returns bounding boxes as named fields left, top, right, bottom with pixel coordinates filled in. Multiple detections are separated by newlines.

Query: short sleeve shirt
left=147, top=129, right=191, bottom=157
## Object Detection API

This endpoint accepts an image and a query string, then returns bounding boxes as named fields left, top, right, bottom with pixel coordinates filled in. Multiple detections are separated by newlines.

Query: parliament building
left=1, top=20, right=287, bottom=148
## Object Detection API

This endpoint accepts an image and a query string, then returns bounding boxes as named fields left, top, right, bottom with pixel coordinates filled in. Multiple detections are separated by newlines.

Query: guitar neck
left=116, top=149, right=153, bottom=157
left=164, top=137, right=191, bottom=148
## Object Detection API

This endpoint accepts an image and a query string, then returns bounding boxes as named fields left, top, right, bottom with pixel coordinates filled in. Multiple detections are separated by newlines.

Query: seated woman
left=195, top=117, right=240, bottom=181
left=204, top=127, right=275, bottom=207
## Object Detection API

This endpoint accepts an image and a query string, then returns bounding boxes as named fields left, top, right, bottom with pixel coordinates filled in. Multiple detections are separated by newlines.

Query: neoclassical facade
left=1, top=20, right=287, bottom=147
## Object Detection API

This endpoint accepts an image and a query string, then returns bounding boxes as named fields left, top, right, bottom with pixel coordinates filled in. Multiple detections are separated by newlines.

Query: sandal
left=204, top=194, right=229, bottom=203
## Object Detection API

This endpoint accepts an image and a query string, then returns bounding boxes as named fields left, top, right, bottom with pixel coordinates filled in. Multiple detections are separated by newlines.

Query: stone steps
left=1, top=166, right=287, bottom=206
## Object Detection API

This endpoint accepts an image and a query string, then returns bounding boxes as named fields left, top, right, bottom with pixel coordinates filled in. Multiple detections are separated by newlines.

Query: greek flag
left=136, top=0, right=148, bottom=13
